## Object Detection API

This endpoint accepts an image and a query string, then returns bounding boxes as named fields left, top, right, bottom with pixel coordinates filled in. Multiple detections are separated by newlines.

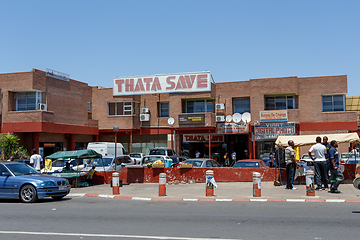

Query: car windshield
left=233, top=161, right=260, bottom=168
left=130, top=154, right=142, bottom=158
left=149, top=149, right=166, bottom=155
left=184, top=160, right=203, bottom=167
left=341, top=154, right=349, bottom=159
left=52, top=159, right=69, bottom=167
left=143, top=156, right=164, bottom=164
left=6, top=163, right=39, bottom=176
left=301, top=154, right=310, bottom=160
left=89, top=158, right=112, bottom=167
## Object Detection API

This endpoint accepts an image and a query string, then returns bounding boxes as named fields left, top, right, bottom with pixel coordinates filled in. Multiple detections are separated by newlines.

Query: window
left=185, top=99, right=213, bottom=113
left=233, top=98, right=250, bottom=114
left=265, top=95, right=295, bottom=110
left=322, top=95, right=345, bottom=112
left=159, top=102, right=169, bottom=117
left=16, top=92, right=41, bottom=111
left=108, top=101, right=139, bottom=116
left=88, top=102, right=91, bottom=112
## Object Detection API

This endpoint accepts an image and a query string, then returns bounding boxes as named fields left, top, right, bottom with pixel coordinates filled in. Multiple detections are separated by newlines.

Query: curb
left=69, top=193, right=358, bottom=203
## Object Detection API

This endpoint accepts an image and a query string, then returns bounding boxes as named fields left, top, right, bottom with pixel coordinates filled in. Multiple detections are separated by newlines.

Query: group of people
left=285, top=136, right=344, bottom=193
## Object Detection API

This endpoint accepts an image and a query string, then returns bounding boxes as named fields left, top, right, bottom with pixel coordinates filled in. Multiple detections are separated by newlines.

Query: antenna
left=167, top=117, right=175, bottom=125
left=232, top=113, right=242, bottom=123
left=242, top=112, right=251, bottom=123
left=226, top=115, right=232, bottom=123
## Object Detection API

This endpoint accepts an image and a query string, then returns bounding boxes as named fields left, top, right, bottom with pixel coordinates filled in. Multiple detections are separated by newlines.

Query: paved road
left=1, top=196, right=360, bottom=240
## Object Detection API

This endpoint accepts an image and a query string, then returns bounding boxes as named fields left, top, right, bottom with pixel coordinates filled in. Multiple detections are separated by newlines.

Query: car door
left=0, top=165, right=15, bottom=198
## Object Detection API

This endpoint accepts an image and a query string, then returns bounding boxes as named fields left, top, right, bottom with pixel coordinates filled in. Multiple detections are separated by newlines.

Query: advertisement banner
left=217, top=123, right=248, bottom=134
left=179, top=114, right=205, bottom=125
left=254, top=123, right=295, bottom=140
left=113, top=71, right=211, bottom=96
left=183, top=134, right=224, bottom=142
left=260, top=110, right=288, bottom=122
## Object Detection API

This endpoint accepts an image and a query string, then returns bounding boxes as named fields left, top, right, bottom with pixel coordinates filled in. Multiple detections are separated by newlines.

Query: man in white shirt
left=30, top=149, right=43, bottom=171
left=309, top=136, right=328, bottom=190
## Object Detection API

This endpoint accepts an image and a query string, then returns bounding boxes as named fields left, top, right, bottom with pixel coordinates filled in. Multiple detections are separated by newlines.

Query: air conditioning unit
left=216, top=115, right=225, bottom=122
left=38, top=103, right=47, bottom=111
left=142, top=108, right=149, bottom=114
left=215, top=103, right=225, bottom=110
left=140, top=114, right=150, bottom=121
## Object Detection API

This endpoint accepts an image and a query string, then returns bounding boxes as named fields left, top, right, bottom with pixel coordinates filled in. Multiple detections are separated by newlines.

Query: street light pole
left=113, top=126, right=119, bottom=171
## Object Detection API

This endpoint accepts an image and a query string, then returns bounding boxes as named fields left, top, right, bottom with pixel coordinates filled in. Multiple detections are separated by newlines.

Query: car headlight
left=38, top=181, right=56, bottom=187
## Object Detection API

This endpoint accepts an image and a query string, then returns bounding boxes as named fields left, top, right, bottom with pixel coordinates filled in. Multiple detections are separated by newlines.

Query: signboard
left=183, top=134, right=224, bottom=143
left=179, top=114, right=205, bottom=125
left=217, top=123, right=249, bottom=134
left=254, top=123, right=295, bottom=140
left=260, top=110, right=288, bottom=122
left=46, top=68, right=70, bottom=81
left=113, top=71, right=211, bottom=96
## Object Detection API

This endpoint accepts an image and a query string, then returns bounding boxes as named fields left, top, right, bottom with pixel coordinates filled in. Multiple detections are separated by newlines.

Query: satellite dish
left=242, top=112, right=251, bottom=123
left=226, top=115, right=232, bottom=123
left=232, top=113, right=242, bottom=123
left=167, top=117, right=175, bottom=125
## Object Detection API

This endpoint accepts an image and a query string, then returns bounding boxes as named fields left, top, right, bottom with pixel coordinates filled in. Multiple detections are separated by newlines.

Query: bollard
left=305, top=170, right=315, bottom=196
left=206, top=170, right=214, bottom=196
left=253, top=172, right=261, bottom=197
left=159, top=173, right=166, bottom=196
left=112, top=172, right=120, bottom=195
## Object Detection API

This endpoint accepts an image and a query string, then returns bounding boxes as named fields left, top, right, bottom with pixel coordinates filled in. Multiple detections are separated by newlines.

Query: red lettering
left=175, top=76, right=187, bottom=90
left=151, top=77, right=162, bottom=91
left=134, top=78, right=145, bottom=92
left=166, top=76, right=176, bottom=90
left=125, top=79, right=134, bottom=92
left=143, top=78, right=153, bottom=91
left=197, top=74, right=208, bottom=88
left=115, top=79, right=124, bottom=92
left=185, top=75, right=196, bottom=88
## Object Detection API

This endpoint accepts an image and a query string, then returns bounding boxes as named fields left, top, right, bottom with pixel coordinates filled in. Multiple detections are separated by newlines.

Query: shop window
left=15, top=92, right=42, bottom=111
left=233, top=98, right=250, bottom=114
left=159, top=102, right=169, bottom=117
left=184, top=99, right=213, bottom=113
left=322, top=95, right=345, bottom=112
left=108, top=101, right=140, bottom=116
left=265, top=95, right=295, bottom=110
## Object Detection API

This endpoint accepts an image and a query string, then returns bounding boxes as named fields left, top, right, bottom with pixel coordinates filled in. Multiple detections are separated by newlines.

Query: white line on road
left=0, top=231, right=241, bottom=240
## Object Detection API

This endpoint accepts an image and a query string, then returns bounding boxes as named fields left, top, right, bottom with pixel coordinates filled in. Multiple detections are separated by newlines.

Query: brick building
left=0, top=69, right=357, bottom=160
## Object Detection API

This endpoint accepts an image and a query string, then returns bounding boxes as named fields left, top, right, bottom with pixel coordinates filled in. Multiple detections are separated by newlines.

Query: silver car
left=184, top=158, right=221, bottom=168
left=84, top=155, right=132, bottom=171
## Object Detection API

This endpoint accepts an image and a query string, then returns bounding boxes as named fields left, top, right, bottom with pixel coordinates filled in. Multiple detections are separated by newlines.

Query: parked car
left=148, top=148, right=176, bottom=157
left=301, top=154, right=312, bottom=162
left=260, top=153, right=271, bottom=165
left=16, top=159, right=31, bottom=165
left=0, top=162, right=71, bottom=203
left=129, top=153, right=144, bottom=165
left=233, top=159, right=268, bottom=168
left=183, top=158, right=221, bottom=168
left=142, top=155, right=172, bottom=165
left=340, top=153, right=360, bottom=164
left=170, top=156, right=188, bottom=164
left=41, top=158, right=89, bottom=173
left=84, top=155, right=133, bottom=171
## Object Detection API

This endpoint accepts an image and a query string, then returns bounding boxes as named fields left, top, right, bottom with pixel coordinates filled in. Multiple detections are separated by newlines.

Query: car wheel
left=51, top=196, right=65, bottom=201
left=20, top=184, right=38, bottom=203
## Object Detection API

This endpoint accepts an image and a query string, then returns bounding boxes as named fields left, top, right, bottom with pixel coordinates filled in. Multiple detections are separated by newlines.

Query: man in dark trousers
left=328, top=140, right=344, bottom=193
left=309, top=136, right=328, bottom=190
left=285, top=140, right=298, bottom=190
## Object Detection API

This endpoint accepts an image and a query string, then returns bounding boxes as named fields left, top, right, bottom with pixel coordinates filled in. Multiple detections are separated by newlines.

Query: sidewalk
left=68, top=181, right=360, bottom=202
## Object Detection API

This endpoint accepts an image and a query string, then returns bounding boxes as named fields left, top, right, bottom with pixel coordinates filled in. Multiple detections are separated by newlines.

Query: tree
left=0, top=133, right=29, bottom=160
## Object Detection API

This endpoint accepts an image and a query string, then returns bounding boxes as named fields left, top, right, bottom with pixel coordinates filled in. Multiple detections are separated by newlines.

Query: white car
left=41, top=158, right=89, bottom=173
left=129, top=153, right=144, bottom=165
left=83, top=155, right=133, bottom=171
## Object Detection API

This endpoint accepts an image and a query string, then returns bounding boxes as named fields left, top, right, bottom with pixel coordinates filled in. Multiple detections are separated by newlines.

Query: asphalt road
left=0, top=196, right=359, bottom=240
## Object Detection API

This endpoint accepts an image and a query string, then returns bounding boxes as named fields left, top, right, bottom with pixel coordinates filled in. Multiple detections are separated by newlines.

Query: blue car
left=0, top=162, right=71, bottom=203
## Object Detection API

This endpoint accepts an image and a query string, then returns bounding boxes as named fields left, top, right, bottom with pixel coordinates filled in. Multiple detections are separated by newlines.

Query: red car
left=233, top=159, right=268, bottom=168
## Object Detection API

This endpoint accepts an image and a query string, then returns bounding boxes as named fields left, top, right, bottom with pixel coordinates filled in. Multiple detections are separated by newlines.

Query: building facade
left=0, top=69, right=357, bottom=161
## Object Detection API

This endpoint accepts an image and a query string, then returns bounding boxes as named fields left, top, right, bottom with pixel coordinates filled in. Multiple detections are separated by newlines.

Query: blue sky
left=1, top=1, right=359, bottom=96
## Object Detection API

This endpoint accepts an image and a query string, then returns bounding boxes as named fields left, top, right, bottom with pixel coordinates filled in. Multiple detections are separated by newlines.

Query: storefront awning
left=275, top=133, right=359, bottom=147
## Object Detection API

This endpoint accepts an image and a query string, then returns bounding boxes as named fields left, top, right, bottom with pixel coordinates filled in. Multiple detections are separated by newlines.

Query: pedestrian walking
left=309, top=136, right=328, bottom=190
left=285, top=140, right=298, bottom=190
left=328, top=140, right=344, bottom=193
left=225, top=151, right=230, bottom=167
left=30, top=149, right=43, bottom=171
left=231, top=151, right=236, bottom=166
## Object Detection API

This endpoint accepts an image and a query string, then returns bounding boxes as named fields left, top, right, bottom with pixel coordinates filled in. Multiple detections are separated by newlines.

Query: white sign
left=113, top=72, right=211, bottom=96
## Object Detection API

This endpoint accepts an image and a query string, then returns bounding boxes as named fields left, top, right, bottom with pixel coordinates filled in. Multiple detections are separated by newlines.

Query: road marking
left=183, top=199, right=199, bottom=201
left=325, top=199, right=345, bottom=203
left=68, top=193, right=85, bottom=197
left=249, top=199, right=267, bottom=202
left=286, top=199, right=305, bottom=202
left=131, top=197, right=152, bottom=201
left=98, top=194, right=115, bottom=198
left=0, top=230, right=241, bottom=240
left=215, top=199, right=233, bottom=202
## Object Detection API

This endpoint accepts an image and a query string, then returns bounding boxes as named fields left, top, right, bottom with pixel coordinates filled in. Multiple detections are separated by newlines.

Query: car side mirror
left=1, top=172, right=10, bottom=177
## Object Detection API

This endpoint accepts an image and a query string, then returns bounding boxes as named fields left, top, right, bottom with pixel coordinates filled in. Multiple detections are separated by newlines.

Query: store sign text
left=254, top=123, right=295, bottom=140
left=217, top=123, right=248, bottom=134
left=113, top=72, right=211, bottom=96
left=260, top=110, right=288, bottom=122
left=183, top=134, right=224, bottom=143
